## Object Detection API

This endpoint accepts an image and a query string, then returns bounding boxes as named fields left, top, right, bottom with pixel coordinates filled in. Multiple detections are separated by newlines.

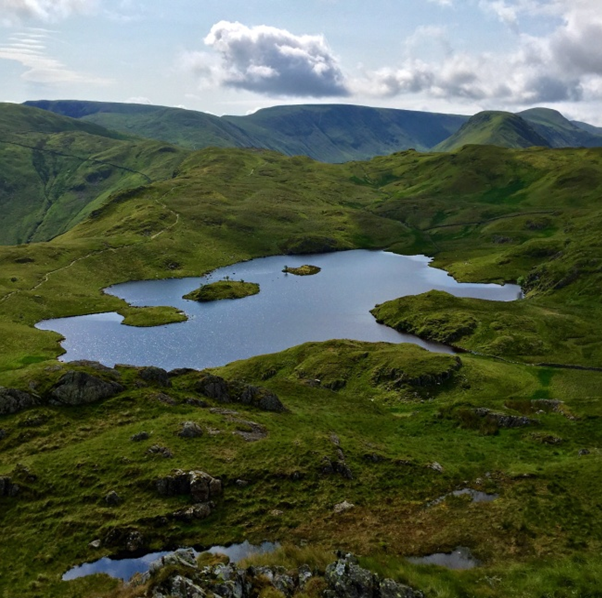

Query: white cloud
left=0, top=29, right=109, bottom=84
left=184, top=21, right=349, bottom=98
left=357, top=1, right=602, bottom=107
left=0, top=0, right=98, bottom=25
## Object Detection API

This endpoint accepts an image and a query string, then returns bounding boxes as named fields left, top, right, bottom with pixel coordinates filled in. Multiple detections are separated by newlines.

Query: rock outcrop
left=133, top=550, right=423, bottom=598
left=156, top=470, right=222, bottom=502
left=0, top=476, right=19, bottom=497
left=0, top=387, right=39, bottom=415
left=48, top=371, right=124, bottom=406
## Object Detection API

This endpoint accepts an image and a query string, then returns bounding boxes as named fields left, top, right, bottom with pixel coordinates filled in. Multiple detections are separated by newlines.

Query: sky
left=1, top=0, right=601, bottom=124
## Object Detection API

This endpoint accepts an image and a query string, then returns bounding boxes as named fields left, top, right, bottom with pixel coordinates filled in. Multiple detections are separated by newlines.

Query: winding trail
left=0, top=187, right=182, bottom=304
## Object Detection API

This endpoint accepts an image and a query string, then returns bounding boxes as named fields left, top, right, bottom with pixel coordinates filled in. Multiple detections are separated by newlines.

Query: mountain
left=519, top=107, right=602, bottom=148
left=572, top=120, right=602, bottom=136
left=0, top=103, right=186, bottom=245
left=433, top=111, right=550, bottom=151
left=25, top=99, right=469, bottom=162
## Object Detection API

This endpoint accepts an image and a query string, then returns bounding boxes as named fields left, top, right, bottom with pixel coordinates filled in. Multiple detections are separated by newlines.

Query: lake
left=37, top=250, right=521, bottom=371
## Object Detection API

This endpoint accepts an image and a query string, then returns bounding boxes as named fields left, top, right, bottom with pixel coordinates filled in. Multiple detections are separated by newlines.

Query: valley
left=0, top=101, right=602, bottom=598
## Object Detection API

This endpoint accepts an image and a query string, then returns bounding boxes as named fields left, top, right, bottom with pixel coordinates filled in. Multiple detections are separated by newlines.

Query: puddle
left=407, top=546, right=480, bottom=570
left=428, top=488, right=498, bottom=507
left=63, top=540, right=278, bottom=582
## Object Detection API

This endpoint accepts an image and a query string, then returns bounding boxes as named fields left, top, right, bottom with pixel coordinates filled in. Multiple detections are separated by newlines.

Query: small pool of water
left=38, top=250, right=521, bottom=371
left=63, top=540, right=278, bottom=582
left=407, top=546, right=480, bottom=570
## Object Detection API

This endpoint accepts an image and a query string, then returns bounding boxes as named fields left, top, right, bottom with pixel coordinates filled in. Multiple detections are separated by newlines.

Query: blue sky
left=1, top=0, right=601, bottom=124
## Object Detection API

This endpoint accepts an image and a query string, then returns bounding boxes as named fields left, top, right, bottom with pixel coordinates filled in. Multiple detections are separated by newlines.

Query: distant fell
left=434, top=111, right=550, bottom=152
left=25, top=99, right=469, bottom=162
left=519, top=107, right=602, bottom=148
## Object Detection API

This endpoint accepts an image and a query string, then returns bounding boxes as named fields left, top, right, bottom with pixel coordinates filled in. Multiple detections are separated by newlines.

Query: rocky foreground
left=128, top=549, right=422, bottom=598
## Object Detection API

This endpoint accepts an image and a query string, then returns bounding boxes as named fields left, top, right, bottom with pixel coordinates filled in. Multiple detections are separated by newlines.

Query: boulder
left=138, top=366, right=171, bottom=387
left=0, top=387, right=39, bottom=415
left=147, top=445, right=173, bottom=458
left=334, top=500, right=355, bottom=514
left=131, top=431, right=150, bottom=442
left=156, top=470, right=222, bottom=502
left=48, top=371, right=124, bottom=406
left=103, top=528, right=144, bottom=553
left=196, top=374, right=230, bottom=402
left=178, top=421, right=203, bottom=439
left=0, top=429, right=7, bottom=441
left=172, top=503, right=212, bottom=522
left=105, top=490, right=121, bottom=506
left=239, top=385, right=286, bottom=412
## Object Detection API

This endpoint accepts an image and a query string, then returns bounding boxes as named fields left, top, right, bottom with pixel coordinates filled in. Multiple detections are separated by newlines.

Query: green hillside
left=519, top=107, right=602, bottom=148
left=26, top=99, right=469, bottom=161
left=0, top=103, right=187, bottom=245
left=433, top=111, right=550, bottom=151
left=1, top=128, right=602, bottom=598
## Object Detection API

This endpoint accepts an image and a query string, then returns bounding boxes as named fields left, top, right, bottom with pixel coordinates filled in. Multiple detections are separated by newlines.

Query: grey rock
left=235, top=479, right=249, bottom=487
left=147, top=444, right=173, bottom=458
left=105, top=490, right=121, bottom=506
left=149, top=548, right=198, bottom=576
left=239, top=385, right=286, bottom=412
left=155, top=392, right=177, bottom=405
left=131, top=431, right=150, bottom=442
left=321, top=456, right=353, bottom=479
left=196, top=374, right=231, bottom=402
left=380, top=577, right=423, bottom=598
left=0, top=429, right=6, bottom=441
left=172, top=503, right=212, bottom=522
left=88, top=539, right=102, bottom=549
left=49, top=371, right=124, bottom=406
left=139, top=366, right=171, bottom=387
left=0, top=387, right=39, bottom=415
left=474, top=408, right=538, bottom=428
left=333, top=500, right=355, bottom=514
left=156, top=470, right=222, bottom=503
left=155, top=574, right=206, bottom=598
left=179, top=421, right=203, bottom=438
left=103, top=528, right=144, bottom=553
left=430, top=462, right=444, bottom=473
left=298, top=564, right=313, bottom=589
left=579, top=448, right=591, bottom=456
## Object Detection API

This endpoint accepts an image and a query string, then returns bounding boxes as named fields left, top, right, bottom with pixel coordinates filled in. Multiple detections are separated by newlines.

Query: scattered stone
left=13, top=463, right=37, bottom=482
left=474, top=408, right=538, bottom=428
left=154, top=393, right=177, bottom=406
left=172, top=503, right=212, bottom=522
left=88, top=539, right=101, bottom=549
left=0, top=477, right=19, bottom=497
left=0, top=387, right=39, bottom=416
left=231, top=418, right=268, bottom=442
left=178, top=421, right=203, bottom=439
left=532, top=433, right=563, bottom=445
left=147, top=444, right=173, bottom=459
left=131, top=431, right=150, bottom=442
left=48, top=371, right=124, bottom=406
left=138, top=366, right=171, bottom=388
left=579, top=448, right=591, bottom=456
left=321, top=456, right=353, bottom=479
left=363, top=453, right=385, bottom=463
left=103, top=528, right=145, bottom=553
left=105, top=491, right=121, bottom=506
left=235, top=479, right=249, bottom=487
left=325, top=553, right=423, bottom=598
left=430, top=462, right=444, bottom=473
left=210, top=408, right=239, bottom=416
left=0, top=429, right=6, bottom=440
left=156, top=470, right=222, bottom=503
left=334, top=500, right=355, bottom=514
left=270, top=509, right=284, bottom=517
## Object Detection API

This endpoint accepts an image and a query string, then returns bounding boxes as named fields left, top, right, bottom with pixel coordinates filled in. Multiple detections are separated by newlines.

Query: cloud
left=185, top=21, right=349, bottom=98
left=357, top=1, right=602, bottom=106
left=0, top=0, right=98, bottom=24
left=0, top=28, right=109, bottom=85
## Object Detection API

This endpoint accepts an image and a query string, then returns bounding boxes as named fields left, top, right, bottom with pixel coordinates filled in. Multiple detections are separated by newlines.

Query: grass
left=282, top=265, right=321, bottom=276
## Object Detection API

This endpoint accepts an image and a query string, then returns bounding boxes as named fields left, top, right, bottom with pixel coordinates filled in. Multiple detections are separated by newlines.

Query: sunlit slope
left=0, top=103, right=188, bottom=245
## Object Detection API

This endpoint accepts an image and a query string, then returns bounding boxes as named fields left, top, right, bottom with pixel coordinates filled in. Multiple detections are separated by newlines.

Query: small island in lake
left=183, top=280, right=260, bottom=302
left=282, top=264, right=321, bottom=276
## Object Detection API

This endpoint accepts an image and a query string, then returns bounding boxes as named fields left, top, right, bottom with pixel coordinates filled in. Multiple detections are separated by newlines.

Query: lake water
left=37, top=250, right=521, bottom=371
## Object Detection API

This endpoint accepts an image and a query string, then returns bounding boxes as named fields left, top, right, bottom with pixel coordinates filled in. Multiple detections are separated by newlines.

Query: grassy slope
left=0, top=103, right=188, bottom=245
left=25, top=99, right=469, bottom=161
left=434, top=111, right=551, bottom=152
left=520, top=107, right=602, bottom=148
left=0, top=144, right=602, bottom=597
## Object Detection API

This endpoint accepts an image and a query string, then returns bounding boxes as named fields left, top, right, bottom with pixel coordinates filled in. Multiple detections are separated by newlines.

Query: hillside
left=519, top=107, right=602, bottom=148
left=433, top=111, right=550, bottom=151
left=26, top=99, right=469, bottom=161
left=0, top=103, right=187, bottom=245
left=1, top=136, right=602, bottom=597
